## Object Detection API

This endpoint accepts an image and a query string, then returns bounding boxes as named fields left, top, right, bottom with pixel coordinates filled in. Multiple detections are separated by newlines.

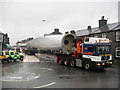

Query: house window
left=116, top=47, right=120, bottom=58
left=102, top=33, right=107, bottom=38
left=94, top=34, right=98, bottom=37
left=90, top=34, right=94, bottom=37
left=116, top=31, right=120, bottom=41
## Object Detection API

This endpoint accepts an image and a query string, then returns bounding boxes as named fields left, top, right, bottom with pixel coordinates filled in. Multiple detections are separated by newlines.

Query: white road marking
left=8, top=77, right=22, bottom=79
left=2, top=73, right=40, bottom=82
left=41, top=68, right=46, bottom=69
left=47, top=69, right=53, bottom=70
left=34, top=74, right=40, bottom=79
left=40, top=68, right=53, bottom=71
left=33, top=82, right=56, bottom=88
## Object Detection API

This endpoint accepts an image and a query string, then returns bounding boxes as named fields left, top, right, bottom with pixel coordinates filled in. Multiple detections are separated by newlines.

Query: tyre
left=14, top=59, right=16, bottom=62
left=84, top=61, right=91, bottom=71
left=7, top=58, right=11, bottom=63
left=59, top=60, right=63, bottom=65
left=56, top=56, right=59, bottom=63
left=2, top=60, right=4, bottom=63
left=20, top=57, right=24, bottom=61
left=70, top=60, right=76, bottom=67
left=64, top=60, right=69, bottom=66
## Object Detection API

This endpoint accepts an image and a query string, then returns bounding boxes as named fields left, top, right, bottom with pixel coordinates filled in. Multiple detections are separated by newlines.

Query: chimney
left=51, top=28, right=62, bottom=35
left=70, top=30, right=76, bottom=34
left=87, top=26, right=92, bottom=34
left=54, top=28, right=59, bottom=33
left=65, top=31, right=69, bottom=34
left=99, top=16, right=108, bottom=32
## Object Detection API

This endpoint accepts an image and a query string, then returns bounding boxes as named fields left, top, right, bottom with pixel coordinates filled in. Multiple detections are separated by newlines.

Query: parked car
left=1, top=50, right=24, bottom=63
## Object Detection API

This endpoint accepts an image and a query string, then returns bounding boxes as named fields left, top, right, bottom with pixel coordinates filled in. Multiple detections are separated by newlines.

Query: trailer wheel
left=84, top=61, right=91, bottom=71
left=64, top=60, right=69, bottom=66
left=59, top=60, right=63, bottom=65
left=70, top=60, right=76, bottom=67
left=56, top=56, right=59, bottom=63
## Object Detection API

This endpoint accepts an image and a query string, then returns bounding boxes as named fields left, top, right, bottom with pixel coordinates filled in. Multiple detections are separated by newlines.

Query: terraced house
left=0, top=31, right=10, bottom=50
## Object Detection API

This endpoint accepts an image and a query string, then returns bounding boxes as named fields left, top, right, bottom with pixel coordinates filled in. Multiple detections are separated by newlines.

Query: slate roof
left=76, top=22, right=120, bottom=36
left=0, top=31, right=4, bottom=34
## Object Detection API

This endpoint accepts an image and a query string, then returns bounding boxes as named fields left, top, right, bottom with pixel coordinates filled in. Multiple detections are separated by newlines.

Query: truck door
left=83, top=44, right=94, bottom=55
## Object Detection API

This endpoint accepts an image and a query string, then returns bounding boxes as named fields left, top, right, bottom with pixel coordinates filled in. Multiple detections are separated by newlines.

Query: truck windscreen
left=97, top=45, right=111, bottom=54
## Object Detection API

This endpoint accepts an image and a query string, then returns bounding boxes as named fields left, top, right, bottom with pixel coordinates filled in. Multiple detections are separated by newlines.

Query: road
left=1, top=54, right=119, bottom=89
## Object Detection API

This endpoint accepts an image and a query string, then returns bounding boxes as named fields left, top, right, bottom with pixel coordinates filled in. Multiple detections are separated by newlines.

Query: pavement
left=23, top=55, right=40, bottom=62
left=35, top=53, right=56, bottom=61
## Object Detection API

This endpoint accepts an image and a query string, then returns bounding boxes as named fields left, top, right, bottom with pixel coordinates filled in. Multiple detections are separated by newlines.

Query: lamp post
left=0, top=34, right=3, bottom=51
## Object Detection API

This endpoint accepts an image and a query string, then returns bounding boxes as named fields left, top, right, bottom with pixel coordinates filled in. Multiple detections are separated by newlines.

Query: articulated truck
left=56, top=33, right=112, bottom=70
left=27, top=33, right=112, bottom=70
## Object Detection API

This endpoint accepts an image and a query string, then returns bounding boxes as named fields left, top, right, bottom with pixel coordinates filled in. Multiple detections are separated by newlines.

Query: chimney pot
left=65, top=31, right=69, bottom=34
left=70, top=30, right=76, bottom=34
left=87, top=26, right=92, bottom=34
left=88, top=26, right=91, bottom=30
left=54, top=28, right=59, bottom=32
left=101, top=16, right=105, bottom=20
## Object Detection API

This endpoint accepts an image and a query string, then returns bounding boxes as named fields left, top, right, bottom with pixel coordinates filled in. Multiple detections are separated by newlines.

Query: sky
left=0, top=0, right=119, bottom=45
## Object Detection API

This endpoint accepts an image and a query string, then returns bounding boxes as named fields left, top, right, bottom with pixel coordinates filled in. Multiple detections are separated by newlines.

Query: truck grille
left=101, top=56, right=110, bottom=60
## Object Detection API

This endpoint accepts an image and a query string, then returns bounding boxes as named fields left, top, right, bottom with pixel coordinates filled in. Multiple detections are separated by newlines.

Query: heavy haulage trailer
left=27, top=32, right=112, bottom=70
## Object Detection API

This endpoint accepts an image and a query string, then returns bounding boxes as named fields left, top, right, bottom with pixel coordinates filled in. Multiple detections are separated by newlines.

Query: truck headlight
left=96, top=63, right=101, bottom=66
left=109, top=62, right=112, bottom=64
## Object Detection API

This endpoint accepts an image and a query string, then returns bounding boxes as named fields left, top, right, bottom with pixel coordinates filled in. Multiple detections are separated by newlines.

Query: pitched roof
left=76, top=22, right=120, bottom=36
left=110, top=22, right=120, bottom=30
left=0, top=31, right=4, bottom=34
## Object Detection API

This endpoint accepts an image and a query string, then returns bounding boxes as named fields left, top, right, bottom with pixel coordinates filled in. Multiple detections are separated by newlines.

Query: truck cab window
left=85, top=38, right=89, bottom=42
left=88, top=46, right=94, bottom=52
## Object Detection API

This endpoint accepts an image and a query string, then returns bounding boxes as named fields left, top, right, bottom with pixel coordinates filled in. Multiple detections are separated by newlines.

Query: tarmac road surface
left=1, top=54, right=119, bottom=89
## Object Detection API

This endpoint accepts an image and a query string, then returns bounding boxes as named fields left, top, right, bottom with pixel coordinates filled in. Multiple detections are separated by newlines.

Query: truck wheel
left=84, top=61, right=91, bottom=71
left=64, top=60, right=69, bottom=66
left=59, top=60, right=63, bottom=65
left=7, top=58, right=11, bottom=63
left=70, top=61, right=76, bottom=67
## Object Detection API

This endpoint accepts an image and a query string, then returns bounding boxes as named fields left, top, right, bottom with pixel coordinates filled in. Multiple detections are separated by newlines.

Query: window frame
left=116, top=47, right=120, bottom=57
left=10, top=52, right=14, bottom=55
left=88, top=46, right=94, bottom=52
left=102, top=33, right=107, bottom=38
left=5, top=52, right=9, bottom=55
left=116, top=31, right=120, bottom=41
